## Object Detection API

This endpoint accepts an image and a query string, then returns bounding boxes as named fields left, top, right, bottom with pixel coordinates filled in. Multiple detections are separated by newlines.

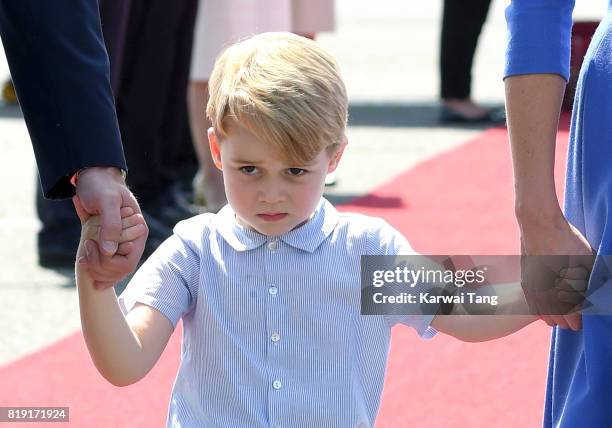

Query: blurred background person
left=439, top=0, right=503, bottom=123
left=188, top=0, right=335, bottom=213
left=116, top=0, right=200, bottom=237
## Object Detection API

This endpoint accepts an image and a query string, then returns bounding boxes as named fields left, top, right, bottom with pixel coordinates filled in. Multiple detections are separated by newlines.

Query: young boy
left=75, top=32, right=585, bottom=427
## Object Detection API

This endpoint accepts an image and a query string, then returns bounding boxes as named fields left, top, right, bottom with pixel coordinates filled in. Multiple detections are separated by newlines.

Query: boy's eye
left=240, top=166, right=259, bottom=175
left=287, top=168, right=306, bottom=176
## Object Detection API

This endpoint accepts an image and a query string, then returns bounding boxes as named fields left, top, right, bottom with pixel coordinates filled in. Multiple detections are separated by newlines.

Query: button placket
left=264, top=238, right=284, bottom=421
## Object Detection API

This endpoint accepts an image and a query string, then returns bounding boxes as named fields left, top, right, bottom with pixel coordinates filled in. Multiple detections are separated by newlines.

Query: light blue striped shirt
left=119, top=198, right=435, bottom=427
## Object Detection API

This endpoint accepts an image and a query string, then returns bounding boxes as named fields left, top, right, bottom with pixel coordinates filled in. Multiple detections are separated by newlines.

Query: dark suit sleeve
left=0, top=0, right=127, bottom=199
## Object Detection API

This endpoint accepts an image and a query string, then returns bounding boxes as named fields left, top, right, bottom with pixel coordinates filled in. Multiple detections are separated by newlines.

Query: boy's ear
left=208, top=127, right=223, bottom=171
left=327, top=136, right=348, bottom=174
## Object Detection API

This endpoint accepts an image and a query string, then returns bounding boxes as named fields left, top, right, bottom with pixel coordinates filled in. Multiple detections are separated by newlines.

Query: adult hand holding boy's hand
left=75, top=167, right=142, bottom=255
left=520, top=217, right=594, bottom=331
left=74, top=195, right=148, bottom=289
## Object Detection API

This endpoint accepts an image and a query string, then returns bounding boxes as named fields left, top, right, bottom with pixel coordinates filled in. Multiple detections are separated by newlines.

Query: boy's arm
left=76, top=217, right=173, bottom=387
left=430, top=269, right=586, bottom=342
left=432, top=315, right=537, bottom=343
left=431, top=281, right=536, bottom=342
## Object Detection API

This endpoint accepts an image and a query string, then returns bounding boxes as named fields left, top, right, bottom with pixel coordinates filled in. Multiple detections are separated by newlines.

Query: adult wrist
left=515, top=202, right=566, bottom=233
left=514, top=189, right=561, bottom=221
left=71, top=166, right=127, bottom=187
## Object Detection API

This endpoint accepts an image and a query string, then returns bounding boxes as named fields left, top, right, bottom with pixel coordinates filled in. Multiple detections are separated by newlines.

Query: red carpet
left=0, top=124, right=571, bottom=427
left=341, top=124, right=569, bottom=428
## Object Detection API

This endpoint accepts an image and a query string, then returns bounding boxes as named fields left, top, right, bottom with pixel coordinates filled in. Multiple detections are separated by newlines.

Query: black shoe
left=155, top=203, right=196, bottom=229
left=38, top=228, right=80, bottom=269
left=440, top=106, right=506, bottom=124
left=38, top=242, right=77, bottom=268
left=37, top=211, right=173, bottom=267
left=141, top=210, right=174, bottom=259
left=172, top=179, right=212, bottom=215
left=140, top=186, right=201, bottom=230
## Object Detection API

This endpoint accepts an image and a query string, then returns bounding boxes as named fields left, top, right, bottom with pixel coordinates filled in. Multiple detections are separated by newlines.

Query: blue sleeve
left=504, top=0, right=575, bottom=81
left=0, top=0, right=127, bottom=199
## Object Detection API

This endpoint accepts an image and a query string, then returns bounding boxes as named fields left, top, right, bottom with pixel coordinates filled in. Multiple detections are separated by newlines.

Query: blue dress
left=505, top=1, right=612, bottom=426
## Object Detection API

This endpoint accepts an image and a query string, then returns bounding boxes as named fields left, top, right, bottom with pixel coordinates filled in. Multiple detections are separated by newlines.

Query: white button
left=271, top=332, right=280, bottom=342
left=267, top=240, right=278, bottom=251
left=272, top=380, right=282, bottom=390
left=268, top=286, right=278, bottom=295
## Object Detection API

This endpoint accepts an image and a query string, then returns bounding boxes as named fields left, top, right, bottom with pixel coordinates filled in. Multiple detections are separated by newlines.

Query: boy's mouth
left=257, top=213, right=288, bottom=222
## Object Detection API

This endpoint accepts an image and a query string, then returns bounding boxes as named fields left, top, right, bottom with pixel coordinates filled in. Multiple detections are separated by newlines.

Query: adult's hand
left=76, top=167, right=138, bottom=254
left=74, top=167, right=148, bottom=288
left=519, top=212, right=594, bottom=331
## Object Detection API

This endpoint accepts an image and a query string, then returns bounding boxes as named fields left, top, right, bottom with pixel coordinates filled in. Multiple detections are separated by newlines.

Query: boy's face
left=208, top=124, right=346, bottom=236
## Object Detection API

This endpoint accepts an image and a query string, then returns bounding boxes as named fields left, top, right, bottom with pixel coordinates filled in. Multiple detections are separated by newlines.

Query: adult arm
left=0, top=0, right=126, bottom=199
left=504, top=0, right=593, bottom=330
left=0, top=1, right=148, bottom=272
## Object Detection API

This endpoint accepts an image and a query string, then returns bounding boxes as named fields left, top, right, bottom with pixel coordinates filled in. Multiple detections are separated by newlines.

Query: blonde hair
left=206, top=32, right=348, bottom=165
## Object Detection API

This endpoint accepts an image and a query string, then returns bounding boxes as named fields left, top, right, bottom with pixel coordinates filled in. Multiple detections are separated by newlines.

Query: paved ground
left=0, top=0, right=606, bottom=366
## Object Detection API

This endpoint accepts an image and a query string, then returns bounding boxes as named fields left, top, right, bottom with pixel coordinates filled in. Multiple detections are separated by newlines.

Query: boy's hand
left=74, top=196, right=148, bottom=290
left=553, top=265, right=589, bottom=315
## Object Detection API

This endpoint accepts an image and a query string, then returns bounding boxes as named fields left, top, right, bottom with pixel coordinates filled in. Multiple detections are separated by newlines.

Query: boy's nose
left=258, top=185, right=286, bottom=205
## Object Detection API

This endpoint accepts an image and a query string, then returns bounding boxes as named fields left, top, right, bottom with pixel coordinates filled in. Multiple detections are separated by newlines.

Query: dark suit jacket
left=0, top=0, right=127, bottom=199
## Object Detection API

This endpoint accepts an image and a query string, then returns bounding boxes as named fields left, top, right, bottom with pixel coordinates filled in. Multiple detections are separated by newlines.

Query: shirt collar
left=215, top=198, right=339, bottom=253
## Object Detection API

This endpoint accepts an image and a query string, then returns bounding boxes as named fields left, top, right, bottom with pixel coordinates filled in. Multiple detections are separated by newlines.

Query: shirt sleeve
left=504, top=0, right=575, bottom=81
left=118, top=221, right=202, bottom=329
left=368, top=220, right=437, bottom=339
